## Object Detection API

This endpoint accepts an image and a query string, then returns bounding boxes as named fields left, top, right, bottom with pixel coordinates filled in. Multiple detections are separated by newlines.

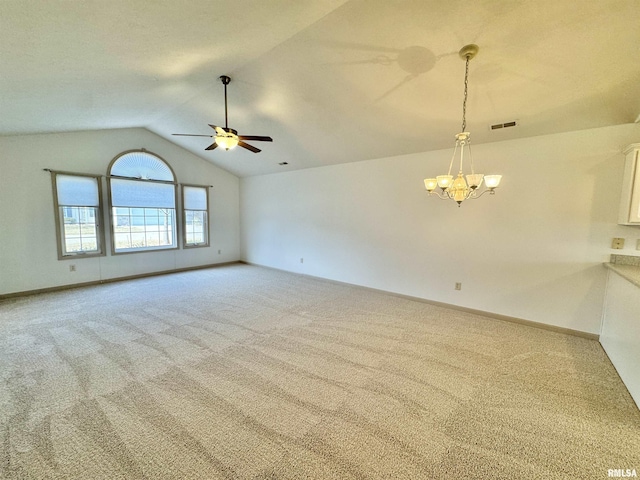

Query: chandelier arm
left=468, top=188, right=496, bottom=199
left=462, top=189, right=473, bottom=201
left=447, top=142, right=458, bottom=176
left=427, top=191, right=452, bottom=200
left=459, top=139, right=465, bottom=174
left=467, top=143, right=475, bottom=175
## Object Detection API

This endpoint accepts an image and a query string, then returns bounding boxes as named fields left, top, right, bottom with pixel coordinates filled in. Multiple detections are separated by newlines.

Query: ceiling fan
left=172, top=75, right=273, bottom=153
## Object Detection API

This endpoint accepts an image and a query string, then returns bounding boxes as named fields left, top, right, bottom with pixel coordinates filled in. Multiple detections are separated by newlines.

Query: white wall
left=241, top=124, right=640, bottom=334
left=0, top=128, right=240, bottom=295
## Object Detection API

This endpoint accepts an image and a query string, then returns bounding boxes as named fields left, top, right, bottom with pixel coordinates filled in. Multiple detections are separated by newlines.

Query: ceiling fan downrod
left=220, top=75, right=231, bottom=130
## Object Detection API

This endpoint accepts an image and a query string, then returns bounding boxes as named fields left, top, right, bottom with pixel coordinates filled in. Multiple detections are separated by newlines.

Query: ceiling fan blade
left=210, top=124, right=227, bottom=136
left=238, top=141, right=261, bottom=153
left=172, top=134, right=214, bottom=137
left=205, top=142, right=219, bottom=151
left=238, top=135, right=273, bottom=142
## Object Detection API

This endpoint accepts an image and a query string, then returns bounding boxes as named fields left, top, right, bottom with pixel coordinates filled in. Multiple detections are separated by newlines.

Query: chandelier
left=424, top=44, right=502, bottom=206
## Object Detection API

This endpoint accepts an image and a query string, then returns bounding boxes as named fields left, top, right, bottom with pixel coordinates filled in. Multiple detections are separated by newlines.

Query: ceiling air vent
left=490, top=121, right=518, bottom=130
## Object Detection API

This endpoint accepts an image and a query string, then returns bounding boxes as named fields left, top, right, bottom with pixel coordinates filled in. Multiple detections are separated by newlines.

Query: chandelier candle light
left=424, top=44, right=502, bottom=206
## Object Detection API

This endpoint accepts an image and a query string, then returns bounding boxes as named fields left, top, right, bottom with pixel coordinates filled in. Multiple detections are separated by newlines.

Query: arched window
left=107, top=150, right=178, bottom=253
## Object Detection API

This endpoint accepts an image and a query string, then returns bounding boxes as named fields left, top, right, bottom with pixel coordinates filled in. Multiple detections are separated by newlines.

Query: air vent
left=490, top=121, right=518, bottom=130
left=278, top=162, right=288, bottom=165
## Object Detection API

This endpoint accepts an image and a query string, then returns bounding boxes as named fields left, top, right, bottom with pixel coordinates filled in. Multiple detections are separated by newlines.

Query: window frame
left=50, top=170, right=106, bottom=260
left=181, top=183, right=211, bottom=249
left=106, top=149, right=179, bottom=256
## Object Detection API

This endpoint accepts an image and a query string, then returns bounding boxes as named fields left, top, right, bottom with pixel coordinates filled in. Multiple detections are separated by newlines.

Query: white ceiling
left=2, top=0, right=639, bottom=177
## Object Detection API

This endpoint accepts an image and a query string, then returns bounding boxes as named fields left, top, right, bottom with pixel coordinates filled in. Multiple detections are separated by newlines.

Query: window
left=108, top=150, right=178, bottom=254
left=51, top=172, right=105, bottom=259
left=182, top=184, right=209, bottom=247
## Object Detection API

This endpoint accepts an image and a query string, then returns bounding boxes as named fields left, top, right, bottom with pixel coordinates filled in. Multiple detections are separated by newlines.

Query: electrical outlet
left=612, top=238, right=625, bottom=249
left=455, top=282, right=462, bottom=290
left=218, top=249, right=221, bottom=254
left=69, top=264, right=76, bottom=272
left=300, top=258, right=304, bottom=264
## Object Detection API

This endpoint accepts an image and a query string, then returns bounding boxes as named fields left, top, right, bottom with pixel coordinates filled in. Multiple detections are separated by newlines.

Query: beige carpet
left=0, top=263, right=638, bottom=479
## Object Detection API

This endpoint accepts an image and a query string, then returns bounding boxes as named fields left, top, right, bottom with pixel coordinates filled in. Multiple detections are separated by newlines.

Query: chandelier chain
left=461, top=55, right=469, bottom=132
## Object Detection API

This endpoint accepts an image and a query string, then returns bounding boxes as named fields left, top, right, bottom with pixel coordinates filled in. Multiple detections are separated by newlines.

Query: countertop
left=605, top=262, right=640, bottom=288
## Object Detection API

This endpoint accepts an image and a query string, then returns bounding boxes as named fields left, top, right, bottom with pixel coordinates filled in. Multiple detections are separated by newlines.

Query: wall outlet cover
left=612, top=238, right=625, bottom=249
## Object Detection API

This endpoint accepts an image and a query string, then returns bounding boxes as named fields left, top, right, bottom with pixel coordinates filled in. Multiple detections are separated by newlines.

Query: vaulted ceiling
left=2, top=0, right=639, bottom=177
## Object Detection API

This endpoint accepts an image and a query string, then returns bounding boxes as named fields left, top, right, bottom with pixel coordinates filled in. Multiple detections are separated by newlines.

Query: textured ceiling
left=1, top=0, right=639, bottom=177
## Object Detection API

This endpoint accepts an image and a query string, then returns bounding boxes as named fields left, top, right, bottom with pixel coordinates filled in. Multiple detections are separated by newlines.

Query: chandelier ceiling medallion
left=424, top=44, right=502, bottom=206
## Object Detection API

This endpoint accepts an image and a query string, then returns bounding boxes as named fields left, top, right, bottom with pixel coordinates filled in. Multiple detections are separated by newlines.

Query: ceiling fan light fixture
left=215, top=133, right=239, bottom=150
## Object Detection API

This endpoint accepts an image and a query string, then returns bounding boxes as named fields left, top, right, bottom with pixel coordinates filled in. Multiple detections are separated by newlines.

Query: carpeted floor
left=0, top=263, right=638, bottom=479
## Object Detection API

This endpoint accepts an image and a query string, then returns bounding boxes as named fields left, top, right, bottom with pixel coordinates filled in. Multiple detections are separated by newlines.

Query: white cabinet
left=601, top=269, right=640, bottom=408
left=618, top=143, right=640, bottom=225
